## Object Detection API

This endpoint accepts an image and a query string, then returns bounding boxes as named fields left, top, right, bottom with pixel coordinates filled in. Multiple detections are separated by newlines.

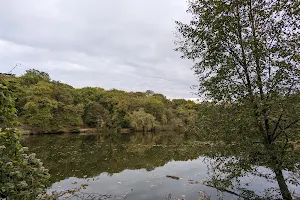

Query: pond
left=23, top=132, right=300, bottom=199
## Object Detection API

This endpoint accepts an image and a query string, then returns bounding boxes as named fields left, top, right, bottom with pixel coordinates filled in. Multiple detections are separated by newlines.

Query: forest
left=0, top=69, right=199, bottom=134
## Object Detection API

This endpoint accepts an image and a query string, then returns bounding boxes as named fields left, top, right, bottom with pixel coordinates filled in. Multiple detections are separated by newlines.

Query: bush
left=0, top=129, right=50, bottom=199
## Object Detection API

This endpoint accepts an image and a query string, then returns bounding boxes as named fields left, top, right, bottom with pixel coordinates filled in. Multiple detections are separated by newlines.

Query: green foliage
left=176, top=0, right=300, bottom=101
left=126, top=108, right=158, bottom=132
left=138, top=96, right=165, bottom=121
left=0, top=130, right=50, bottom=199
left=73, top=87, right=105, bottom=106
left=175, top=0, right=300, bottom=142
left=83, top=102, right=111, bottom=128
left=171, top=99, right=187, bottom=109
left=18, top=80, right=83, bottom=133
left=176, top=1, right=300, bottom=199
left=52, top=103, right=84, bottom=133
left=22, top=81, right=57, bottom=133
left=3, top=72, right=199, bottom=133
left=20, top=69, right=50, bottom=86
left=0, top=83, right=18, bottom=128
left=0, top=79, right=50, bottom=199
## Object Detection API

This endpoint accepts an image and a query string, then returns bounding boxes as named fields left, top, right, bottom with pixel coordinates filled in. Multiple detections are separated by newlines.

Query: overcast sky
left=0, top=0, right=198, bottom=98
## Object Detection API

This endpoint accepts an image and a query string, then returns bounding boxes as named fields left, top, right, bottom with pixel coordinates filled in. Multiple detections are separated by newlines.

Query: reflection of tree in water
left=202, top=142, right=300, bottom=199
left=23, top=132, right=197, bottom=182
left=23, top=131, right=300, bottom=199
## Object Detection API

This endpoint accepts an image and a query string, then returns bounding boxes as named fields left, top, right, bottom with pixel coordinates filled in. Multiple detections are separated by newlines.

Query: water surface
left=23, top=133, right=300, bottom=199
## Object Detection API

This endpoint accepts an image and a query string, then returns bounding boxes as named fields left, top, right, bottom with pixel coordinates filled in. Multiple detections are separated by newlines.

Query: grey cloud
left=0, top=0, right=197, bottom=98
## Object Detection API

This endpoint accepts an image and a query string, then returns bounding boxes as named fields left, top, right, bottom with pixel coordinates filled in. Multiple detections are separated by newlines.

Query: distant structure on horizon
left=0, top=73, right=15, bottom=77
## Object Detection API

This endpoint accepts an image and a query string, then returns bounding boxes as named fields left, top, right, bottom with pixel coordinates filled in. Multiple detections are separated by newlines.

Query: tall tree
left=175, top=0, right=300, bottom=199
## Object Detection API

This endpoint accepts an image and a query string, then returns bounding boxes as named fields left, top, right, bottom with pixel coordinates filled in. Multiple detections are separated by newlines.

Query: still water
left=23, top=132, right=300, bottom=199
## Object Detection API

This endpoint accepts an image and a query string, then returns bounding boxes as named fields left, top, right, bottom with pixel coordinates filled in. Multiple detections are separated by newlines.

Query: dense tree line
left=1, top=69, right=199, bottom=134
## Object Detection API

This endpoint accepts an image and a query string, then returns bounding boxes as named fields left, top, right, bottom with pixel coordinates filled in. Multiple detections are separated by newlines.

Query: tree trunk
left=274, top=168, right=292, bottom=200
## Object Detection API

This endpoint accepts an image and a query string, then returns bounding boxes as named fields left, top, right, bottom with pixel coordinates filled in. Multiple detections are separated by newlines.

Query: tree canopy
left=1, top=69, right=200, bottom=134
left=175, top=0, right=300, bottom=199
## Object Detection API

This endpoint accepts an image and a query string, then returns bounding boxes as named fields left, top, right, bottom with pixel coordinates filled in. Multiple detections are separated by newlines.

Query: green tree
left=171, top=99, right=187, bottom=109
left=0, top=80, right=50, bottom=199
left=73, top=87, right=104, bottom=106
left=52, top=82, right=74, bottom=104
left=83, top=102, right=111, bottom=128
left=22, top=81, right=58, bottom=133
left=21, top=80, right=84, bottom=133
left=126, top=108, right=158, bottom=132
left=138, top=97, right=165, bottom=121
left=51, top=82, right=84, bottom=132
left=52, top=103, right=84, bottom=133
left=176, top=0, right=300, bottom=199
left=20, top=69, right=50, bottom=86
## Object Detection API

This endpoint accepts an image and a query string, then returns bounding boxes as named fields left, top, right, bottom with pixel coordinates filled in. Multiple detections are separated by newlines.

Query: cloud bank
left=0, top=0, right=198, bottom=98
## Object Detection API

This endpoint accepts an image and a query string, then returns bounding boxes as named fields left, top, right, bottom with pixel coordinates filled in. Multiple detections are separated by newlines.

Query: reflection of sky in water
left=49, top=157, right=300, bottom=199
left=23, top=134, right=300, bottom=199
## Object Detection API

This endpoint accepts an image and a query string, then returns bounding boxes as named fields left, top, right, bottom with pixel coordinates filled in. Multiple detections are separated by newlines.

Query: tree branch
left=204, top=184, right=262, bottom=199
left=272, top=112, right=283, bottom=136
left=273, top=119, right=299, bottom=141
